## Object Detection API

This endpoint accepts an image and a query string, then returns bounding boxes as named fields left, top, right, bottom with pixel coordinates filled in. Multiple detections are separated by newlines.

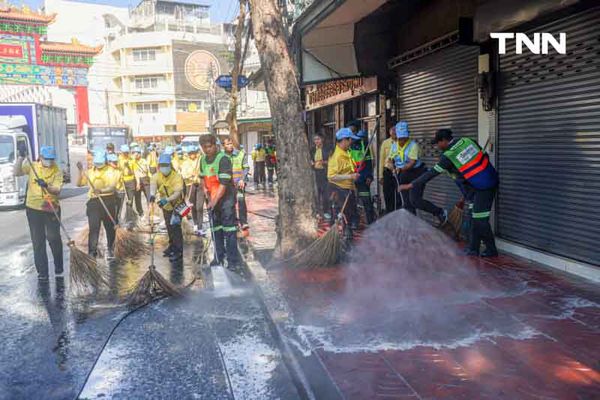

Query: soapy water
left=289, top=210, right=544, bottom=355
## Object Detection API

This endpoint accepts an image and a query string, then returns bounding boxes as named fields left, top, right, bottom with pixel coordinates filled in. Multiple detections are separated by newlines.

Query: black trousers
left=26, top=207, right=63, bottom=277
left=405, top=167, right=443, bottom=217
left=187, top=183, right=205, bottom=228
left=86, top=196, right=116, bottom=256
left=356, top=180, right=375, bottom=224
left=211, top=194, right=240, bottom=264
left=382, top=168, right=397, bottom=213
left=469, top=187, right=498, bottom=254
left=134, top=178, right=149, bottom=216
left=115, top=192, right=125, bottom=224
left=267, top=166, right=276, bottom=183
left=254, top=161, right=266, bottom=185
left=122, top=180, right=136, bottom=223
left=315, top=169, right=329, bottom=215
left=329, top=184, right=356, bottom=229
left=236, top=187, right=248, bottom=226
left=163, top=208, right=183, bottom=253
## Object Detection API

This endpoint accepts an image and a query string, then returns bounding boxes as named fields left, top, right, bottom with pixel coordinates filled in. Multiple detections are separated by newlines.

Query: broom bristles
left=284, top=222, right=342, bottom=269
left=127, top=265, right=181, bottom=306
left=125, top=203, right=138, bottom=227
left=69, top=243, right=108, bottom=290
left=447, top=204, right=463, bottom=240
left=114, top=226, right=148, bottom=260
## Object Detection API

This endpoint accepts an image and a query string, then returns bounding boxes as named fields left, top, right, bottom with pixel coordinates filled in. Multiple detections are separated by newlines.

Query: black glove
left=148, top=195, right=156, bottom=203
left=36, top=179, right=48, bottom=189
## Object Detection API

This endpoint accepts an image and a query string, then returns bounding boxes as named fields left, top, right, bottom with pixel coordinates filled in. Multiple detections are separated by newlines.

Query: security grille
left=498, top=7, right=600, bottom=266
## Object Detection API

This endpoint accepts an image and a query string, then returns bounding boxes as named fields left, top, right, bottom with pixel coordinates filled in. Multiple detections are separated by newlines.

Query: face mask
left=160, top=166, right=171, bottom=176
left=41, top=159, right=52, bottom=168
left=94, top=162, right=105, bottom=169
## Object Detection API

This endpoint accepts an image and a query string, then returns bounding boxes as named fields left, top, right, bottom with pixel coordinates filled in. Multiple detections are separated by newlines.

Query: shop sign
left=305, top=76, right=377, bottom=111
left=0, top=44, right=23, bottom=58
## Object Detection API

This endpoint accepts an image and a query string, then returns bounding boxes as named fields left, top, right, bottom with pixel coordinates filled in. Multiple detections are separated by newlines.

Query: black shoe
left=169, top=252, right=183, bottom=262
left=480, top=249, right=499, bottom=258
left=163, top=247, right=174, bottom=257
left=210, top=258, right=222, bottom=267
left=54, top=267, right=64, bottom=276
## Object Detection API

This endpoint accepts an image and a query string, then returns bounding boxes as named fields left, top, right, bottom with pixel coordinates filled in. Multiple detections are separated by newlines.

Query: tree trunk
left=227, top=0, right=247, bottom=149
left=248, top=0, right=317, bottom=256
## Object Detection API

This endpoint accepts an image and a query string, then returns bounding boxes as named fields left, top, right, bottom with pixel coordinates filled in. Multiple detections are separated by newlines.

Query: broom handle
left=26, top=157, right=74, bottom=243
left=81, top=169, right=118, bottom=227
left=149, top=196, right=156, bottom=267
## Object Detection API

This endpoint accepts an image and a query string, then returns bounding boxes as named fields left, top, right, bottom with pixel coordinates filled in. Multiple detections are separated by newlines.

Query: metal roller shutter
left=396, top=45, right=480, bottom=218
left=498, top=7, right=600, bottom=266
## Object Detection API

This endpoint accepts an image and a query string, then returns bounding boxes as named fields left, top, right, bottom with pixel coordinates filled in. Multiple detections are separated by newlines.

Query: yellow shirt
left=379, top=137, right=394, bottom=177
left=314, top=147, right=324, bottom=170
left=118, top=155, right=135, bottom=182
left=22, top=161, right=63, bottom=212
left=152, top=170, right=184, bottom=211
left=147, top=151, right=158, bottom=169
left=252, top=149, right=266, bottom=162
left=180, top=157, right=200, bottom=185
left=79, top=166, right=117, bottom=199
left=327, top=145, right=355, bottom=190
left=133, top=157, right=150, bottom=181
left=110, top=166, right=124, bottom=192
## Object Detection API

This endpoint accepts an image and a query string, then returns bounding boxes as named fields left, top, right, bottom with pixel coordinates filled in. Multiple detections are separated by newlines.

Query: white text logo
left=490, top=33, right=567, bottom=55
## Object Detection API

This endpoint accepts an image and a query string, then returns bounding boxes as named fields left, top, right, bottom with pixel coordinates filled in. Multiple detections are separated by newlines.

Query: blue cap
left=164, top=146, right=174, bottom=155
left=182, top=145, right=190, bottom=153
left=131, top=146, right=141, bottom=153
left=93, top=150, right=107, bottom=165
left=158, top=153, right=172, bottom=165
left=120, top=144, right=130, bottom=153
left=107, top=153, right=118, bottom=162
left=130, top=142, right=139, bottom=148
left=336, top=127, right=360, bottom=141
left=395, top=121, right=409, bottom=138
left=40, top=146, right=56, bottom=160
left=188, top=145, right=198, bottom=153
left=356, top=129, right=368, bottom=139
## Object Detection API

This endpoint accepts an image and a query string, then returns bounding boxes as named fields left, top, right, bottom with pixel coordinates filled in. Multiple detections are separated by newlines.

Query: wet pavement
left=245, top=188, right=600, bottom=400
left=0, top=186, right=301, bottom=400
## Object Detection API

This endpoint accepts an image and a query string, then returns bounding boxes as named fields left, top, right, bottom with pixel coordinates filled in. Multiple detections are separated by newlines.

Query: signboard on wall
left=0, top=62, right=88, bottom=86
left=304, top=76, right=378, bottom=111
left=0, top=33, right=36, bottom=64
left=172, top=41, right=229, bottom=99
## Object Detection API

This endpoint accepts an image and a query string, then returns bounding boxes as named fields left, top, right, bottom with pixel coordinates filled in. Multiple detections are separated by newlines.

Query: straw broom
left=284, top=192, right=350, bottom=269
left=27, top=159, right=108, bottom=290
left=82, top=170, right=147, bottom=260
left=127, top=200, right=180, bottom=306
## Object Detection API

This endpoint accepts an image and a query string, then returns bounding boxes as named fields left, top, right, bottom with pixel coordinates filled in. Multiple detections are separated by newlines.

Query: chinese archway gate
left=0, top=5, right=101, bottom=135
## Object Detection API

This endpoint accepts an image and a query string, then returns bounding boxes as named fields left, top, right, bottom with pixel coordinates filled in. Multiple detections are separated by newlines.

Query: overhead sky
left=21, top=0, right=239, bottom=23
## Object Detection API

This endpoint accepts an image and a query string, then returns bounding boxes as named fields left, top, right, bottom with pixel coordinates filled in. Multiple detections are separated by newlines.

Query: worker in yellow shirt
left=132, top=145, right=150, bottom=217
left=147, top=143, right=158, bottom=174
left=171, top=145, right=183, bottom=173
left=76, top=150, right=118, bottom=258
left=311, top=134, right=332, bottom=220
left=118, top=144, right=136, bottom=224
left=14, top=146, right=64, bottom=278
left=150, top=153, right=185, bottom=262
left=379, top=124, right=397, bottom=213
left=328, top=128, right=360, bottom=236
left=251, top=143, right=266, bottom=188
left=180, top=145, right=205, bottom=235
left=107, top=153, right=124, bottom=222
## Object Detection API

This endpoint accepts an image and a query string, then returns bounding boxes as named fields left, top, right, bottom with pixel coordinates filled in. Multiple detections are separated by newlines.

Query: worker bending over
left=77, top=150, right=118, bottom=258
left=149, top=153, right=185, bottom=262
left=223, top=138, right=250, bottom=232
left=15, top=146, right=64, bottom=278
left=199, top=135, right=241, bottom=269
left=402, top=129, right=499, bottom=257
left=328, top=128, right=360, bottom=237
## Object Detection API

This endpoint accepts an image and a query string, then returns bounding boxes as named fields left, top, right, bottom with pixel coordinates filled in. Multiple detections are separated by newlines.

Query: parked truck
left=0, top=103, right=69, bottom=208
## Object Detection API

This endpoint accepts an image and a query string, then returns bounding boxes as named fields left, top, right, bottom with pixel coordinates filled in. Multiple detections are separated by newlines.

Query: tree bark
left=248, top=0, right=317, bottom=256
left=227, top=0, right=247, bottom=149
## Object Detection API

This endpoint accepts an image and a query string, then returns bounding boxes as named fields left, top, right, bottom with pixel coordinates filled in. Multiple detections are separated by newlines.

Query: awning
left=294, top=0, right=387, bottom=84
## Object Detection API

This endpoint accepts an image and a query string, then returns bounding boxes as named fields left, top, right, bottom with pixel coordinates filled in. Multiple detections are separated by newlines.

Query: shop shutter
left=396, top=45, right=480, bottom=219
left=498, top=7, right=600, bottom=266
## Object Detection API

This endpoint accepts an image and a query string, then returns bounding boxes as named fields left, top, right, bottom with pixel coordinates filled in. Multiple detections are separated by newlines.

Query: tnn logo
left=490, top=33, right=567, bottom=55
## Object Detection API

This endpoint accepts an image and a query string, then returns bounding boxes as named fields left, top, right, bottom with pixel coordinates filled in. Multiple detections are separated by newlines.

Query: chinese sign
left=304, top=76, right=378, bottom=111
left=0, top=44, right=23, bottom=58
left=0, top=63, right=88, bottom=87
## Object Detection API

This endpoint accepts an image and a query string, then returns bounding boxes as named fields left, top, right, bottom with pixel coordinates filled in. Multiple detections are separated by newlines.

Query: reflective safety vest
left=391, top=140, right=422, bottom=169
left=200, top=152, right=227, bottom=200
left=442, top=137, right=498, bottom=190
left=349, top=141, right=372, bottom=172
left=228, top=150, right=247, bottom=183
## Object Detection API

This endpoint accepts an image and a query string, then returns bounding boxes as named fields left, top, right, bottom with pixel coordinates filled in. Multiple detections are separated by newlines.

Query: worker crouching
left=150, top=153, right=184, bottom=263
left=199, top=135, right=241, bottom=269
